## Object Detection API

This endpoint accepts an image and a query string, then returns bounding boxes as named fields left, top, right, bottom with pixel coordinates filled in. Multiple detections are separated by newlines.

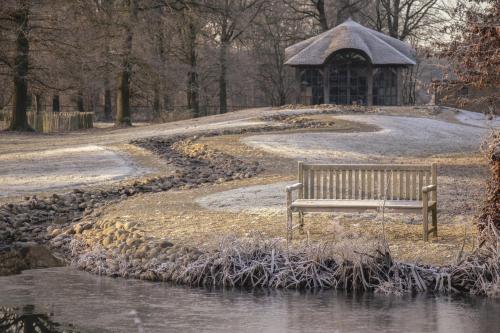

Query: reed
left=69, top=129, right=500, bottom=297
left=146, top=236, right=498, bottom=296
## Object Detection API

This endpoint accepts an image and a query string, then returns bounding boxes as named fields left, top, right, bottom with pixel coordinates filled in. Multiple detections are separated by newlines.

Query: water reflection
left=0, top=305, right=79, bottom=333
left=0, top=268, right=499, bottom=333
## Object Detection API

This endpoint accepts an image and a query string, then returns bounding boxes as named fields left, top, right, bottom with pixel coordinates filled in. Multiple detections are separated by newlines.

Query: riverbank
left=2, top=267, right=499, bottom=333
left=1, top=107, right=498, bottom=297
left=0, top=114, right=344, bottom=275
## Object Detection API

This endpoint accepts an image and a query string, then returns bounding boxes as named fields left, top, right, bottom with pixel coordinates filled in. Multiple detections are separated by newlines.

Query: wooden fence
left=0, top=111, right=93, bottom=133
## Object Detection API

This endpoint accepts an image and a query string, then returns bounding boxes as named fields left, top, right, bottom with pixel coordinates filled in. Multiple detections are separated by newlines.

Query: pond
left=0, top=268, right=498, bottom=332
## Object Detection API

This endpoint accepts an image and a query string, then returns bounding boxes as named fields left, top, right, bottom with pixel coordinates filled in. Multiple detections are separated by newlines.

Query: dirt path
left=0, top=110, right=270, bottom=155
left=23, top=106, right=493, bottom=266
left=0, top=145, right=146, bottom=197
left=0, top=109, right=270, bottom=198
left=242, top=114, right=497, bottom=162
left=0, top=107, right=497, bottom=198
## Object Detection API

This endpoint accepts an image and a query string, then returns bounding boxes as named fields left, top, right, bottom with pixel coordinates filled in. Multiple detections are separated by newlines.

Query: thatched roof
left=285, top=18, right=416, bottom=66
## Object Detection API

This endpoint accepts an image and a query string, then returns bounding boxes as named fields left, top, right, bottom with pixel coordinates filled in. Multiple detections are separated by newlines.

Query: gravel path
left=0, top=107, right=497, bottom=197
left=200, top=110, right=498, bottom=214
left=0, top=111, right=267, bottom=197
left=242, top=114, right=497, bottom=162
left=196, top=182, right=290, bottom=214
left=0, top=145, right=142, bottom=197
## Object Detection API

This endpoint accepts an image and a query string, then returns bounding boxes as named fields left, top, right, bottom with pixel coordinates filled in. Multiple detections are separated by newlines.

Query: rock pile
left=276, top=104, right=371, bottom=112
left=0, top=192, right=95, bottom=248
left=1, top=132, right=266, bottom=275
left=1, top=117, right=339, bottom=277
left=69, top=217, right=202, bottom=280
left=261, top=114, right=337, bottom=128
left=133, top=135, right=263, bottom=185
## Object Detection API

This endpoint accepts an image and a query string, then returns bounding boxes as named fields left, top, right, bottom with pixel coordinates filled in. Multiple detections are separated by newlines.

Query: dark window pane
left=373, top=68, right=397, bottom=106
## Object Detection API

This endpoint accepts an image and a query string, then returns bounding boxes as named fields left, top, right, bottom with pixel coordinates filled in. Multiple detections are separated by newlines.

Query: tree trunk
left=316, top=0, right=329, bottom=31
left=115, top=0, right=135, bottom=126
left=116, top=69, right=131, bottom=126
left=153, top=25, right=166, bottom=121
left=187, top=22, right=200, bottom=118
left=278, top=89, right=286, bottom=106
left=104, top=87, right=112, bottom=121
left=115, top=36, right=132, bottom=126
left=387, top=0, right=400, bottom=38
left=77, top=92, right=84, bottom=112
left=52, top=95, right=60, bottom=112
left=8, top=0, right=32, bottom=131
left=103, top=22, right=113, bottom=121
left=163, top=95, right=170, bottom=112
left=34, top=93, right=42, bottom=113
left=153, top=86, right=160, bottom=120
left=219, top=40, right=228, bottom=114
left=187, top=71, right=200, bottom=117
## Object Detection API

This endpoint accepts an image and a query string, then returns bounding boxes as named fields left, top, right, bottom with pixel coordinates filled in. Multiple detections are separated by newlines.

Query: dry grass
left=67, top=112, right=500, bottom=296
left=92, top=113, right=491, bottom=270
left=140, top=235, right=497, bottom=296
left=97, top=170, right=480, bottom=266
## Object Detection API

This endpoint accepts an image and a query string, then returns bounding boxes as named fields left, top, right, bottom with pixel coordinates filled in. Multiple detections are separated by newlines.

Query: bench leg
left=287, top=207, right=293, bottom=241
left=299, top=212, right=304, bottom=234
left=432, top=206, right=438, bottom=237
left=422, top=207, right=429, bottom=242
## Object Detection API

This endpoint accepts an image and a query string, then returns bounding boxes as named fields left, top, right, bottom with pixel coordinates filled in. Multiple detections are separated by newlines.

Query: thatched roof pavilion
left=285, top=18, right=416, bottom=106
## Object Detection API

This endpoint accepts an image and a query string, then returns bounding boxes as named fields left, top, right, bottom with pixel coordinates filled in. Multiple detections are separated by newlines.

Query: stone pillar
left=323, top=66, right=329, bottom=104
left=295, top=68, right=302, bottom=104
left=367, top=65, right=373, bottom=106
left=396, top=67, right=403, bottom=106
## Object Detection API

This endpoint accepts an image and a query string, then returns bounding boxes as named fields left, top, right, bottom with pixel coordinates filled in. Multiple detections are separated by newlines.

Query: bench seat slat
left=303, top=164, right=432, bottom=171
left=399, top=170, right=404, bottom=200
left=329, top=170, right=333, bottom=199
left=291, top=162, right=438, bottom=242
left=291, top=199, right=436, bottom=210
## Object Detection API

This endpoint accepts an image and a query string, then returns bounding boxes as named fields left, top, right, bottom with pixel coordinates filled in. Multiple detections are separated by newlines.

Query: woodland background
left=0, top=0, right=497, bottom=127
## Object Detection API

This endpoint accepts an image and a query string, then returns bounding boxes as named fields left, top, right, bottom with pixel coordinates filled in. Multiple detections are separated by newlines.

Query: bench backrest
left=298, top=163, right=437, bottom=201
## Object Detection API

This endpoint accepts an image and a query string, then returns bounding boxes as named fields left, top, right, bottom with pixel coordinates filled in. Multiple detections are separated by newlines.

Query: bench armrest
left=286, top=183, right=303, bottom=193
left=286, top=183, right=303, bottom=207
left=422, top=184, right=437, bottom=193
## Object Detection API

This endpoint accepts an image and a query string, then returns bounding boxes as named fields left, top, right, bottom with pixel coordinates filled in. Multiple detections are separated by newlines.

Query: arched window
left=300, top=69, right=324, bottom=105
left=373, top=68, right=397, bottom=105
left=329, top=50, right=369, bottom=65
left=328, top=50, right=369, bottom=105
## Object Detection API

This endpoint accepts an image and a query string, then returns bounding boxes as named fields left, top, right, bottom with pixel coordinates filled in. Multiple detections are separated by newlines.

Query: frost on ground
left=1, top=107, right=495, bottom=198
left=454, top=109, right=500, bottom=129
left=242, top=114, right=493, bottom=162
left=201, top=111, right=492, bottom=217
left=196, top=182, right=290, bottom=214
left=0, top=145, right=140, bottom=197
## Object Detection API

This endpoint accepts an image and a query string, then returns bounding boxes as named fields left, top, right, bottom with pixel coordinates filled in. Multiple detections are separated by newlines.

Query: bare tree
left=283, top=0, right=329, bottom=31
left=362, top=0, right=440, bottom=41
left=204, top=0, right=266, bottom=114
left=9, top=0, right=31, bottom=130
left=1, top=0, right=76, bottom=130
left=115, top=0, right=138, bottom=126
left=251, top=0, right=301, bottom=105
left=0, top=0, right=32, bottom=131
left=91, top=0, right=116, bottom=121
left=330, top=0, right=365, bottom=25
left=171, top=4, right=204, bottom=117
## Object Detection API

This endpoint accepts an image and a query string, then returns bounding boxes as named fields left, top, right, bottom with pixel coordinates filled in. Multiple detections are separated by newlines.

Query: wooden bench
left=286, top=162, right=438, bottom=241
